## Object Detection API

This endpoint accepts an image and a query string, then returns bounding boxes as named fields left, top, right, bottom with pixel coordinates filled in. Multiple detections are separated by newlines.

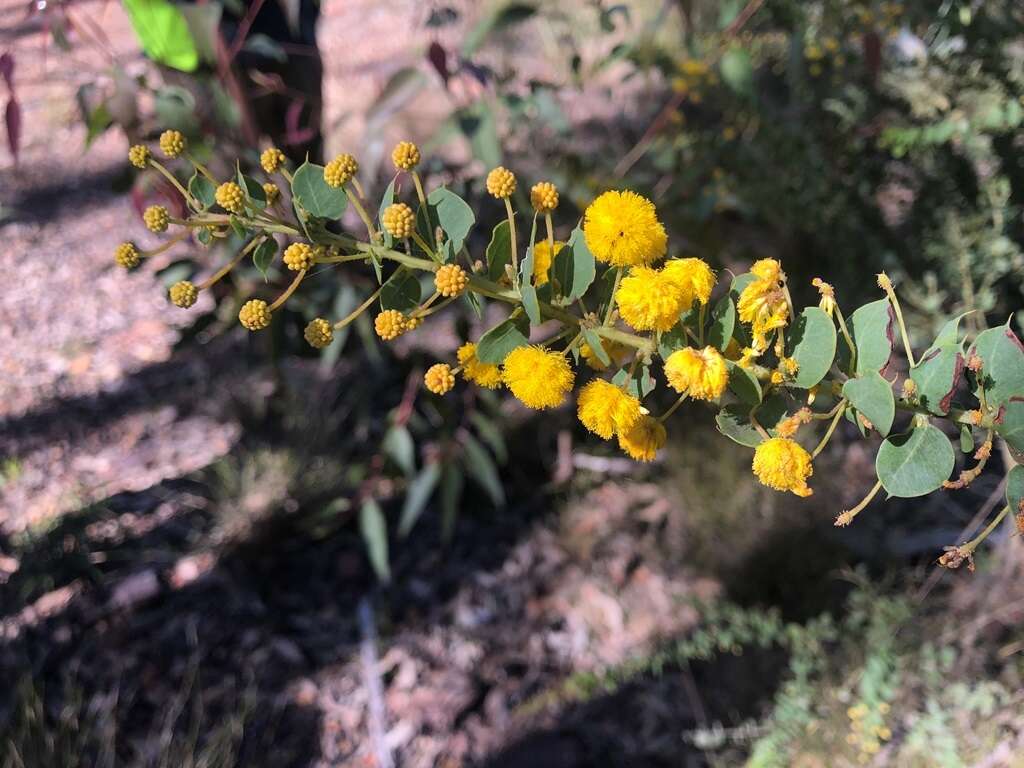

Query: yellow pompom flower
left=260, top=147, right=286, bottom=174
left=238, top=299, right=271, bottom=331
left=115, top=242, right=140, bottom=269
left=664, top=346, right=729, bottom=401
left=304, top=318, right=333, bottom=349
left=168, top=280, right=198, bottom=308
left=324, top=153, right=358, bottom=187
left=128, top=144, right=151, bottom=169
left=283, top=242, right=315, bottom=271
left=382, top=203, right=415, bottom=239
left=392, top=141, right=420, bottom=171
left=215, top=181, right=245, bottom=214
left=374, top=309, right=407, bottom=341
left=434, top=264, right=469, bottom=297
left=143, top=205, right=170, bottom=233
left=615, top=265, right=688, bottom=332
left=583, top=190, right=667, bottom=267
left=457, top=343, right=502, bottom=389
left=618, top=415, right=667, bottom=462
left=158, top=129, right=186, bottom=158
left=577, top=379, right=642, bottom=439
left=530, top=181, right=559, bottom=213
left=662, top=257, right=716, bottom=307
left=531, top=239, right=564, bottom=287
left=752, top=437, right=813, bottom=497
left=486, top=166, right=517, bottom=199
left=262, top=182, right=280, bottom=204
left=738, top=259, right=789, bottom=351
left=424, top=363, right=456, bottom=395
left=502, top=346, right=575, bottom=409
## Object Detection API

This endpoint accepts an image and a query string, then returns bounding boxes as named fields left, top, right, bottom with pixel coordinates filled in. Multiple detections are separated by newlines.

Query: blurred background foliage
left=2, top=0, right=1023, bottom=765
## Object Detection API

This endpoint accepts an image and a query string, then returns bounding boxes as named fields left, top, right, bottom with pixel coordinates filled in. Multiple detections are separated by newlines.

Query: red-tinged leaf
left=0, top=52, right=13, bottom=89
left=427, top=41, right=449, bottom=85
left=5, top=97, right=20, bottom=163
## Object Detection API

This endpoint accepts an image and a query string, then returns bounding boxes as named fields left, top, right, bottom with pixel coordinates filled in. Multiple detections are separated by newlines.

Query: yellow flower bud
left=168, top=280, right=198, bottom=308
left=260, top=147, right=286, bottom=174
left=424, top=363, right=455, bottom=395
left=158, top=129, right=186, bottom=158
left=143, top=205, right=170, bottom=233
left=115, top=242, right=140, bottom=269
left=128, top=144, right=151, bottom=169
left=486, top=166, right=517, bottom=199
left=324, top=153, right=358, bottom=187
left=391, top=141, right=420, bottom=171
left=434, top=264, right=469, bottom=297
left=382, top=203, right=416, bottom=239
left=304, top=318, right=333, bottom=349
left=263, top=182, right=280, bottom=204
left=283, top=242, right=315, bottom=271
left=238, top=299, right=271, bottom=331
left=374, top=309, right=407, bottom=341
left=530, top=181, right=559, bottom=213
left=215, top=182, right=245, bottom=214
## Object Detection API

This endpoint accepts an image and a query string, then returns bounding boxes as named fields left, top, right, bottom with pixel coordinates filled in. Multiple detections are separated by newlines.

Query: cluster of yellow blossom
left=119, top=134, right=867, bottom=500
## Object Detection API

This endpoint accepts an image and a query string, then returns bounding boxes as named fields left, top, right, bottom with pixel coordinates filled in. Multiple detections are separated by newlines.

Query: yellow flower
left=392, top=141, right=420, bottom=171
left=263, top=182, right=280, bottom=204
left=583, top=190, right=667, bottom=267
left=374, top=309, right=407, bottom=341
left=664, top=346, right=729, bottom=401
left=662, top=257, right=716, bottom=307
left=457, top=343, right=502, bottom=389
left=158, top=129, right=186, bottom=158
left=215, top=182, right=245, bottom=214
left=502, top=346, right=574, bottom=409
left=128, top=144, right=150, bottom=169
left=143, top=205, right=169, bottom=233
left=283, top=242, right=315, bottom=271
left=260, top=147, right=286, bottom=174
left=577, top=379, right=642, bottom=439
left=434, top=264, right=469, bottom=297
left=615, top=265, right=688, bottom=332
left=530, top=181, right=559, bottom=213
left=424, top=363, right=455, bottom=395
left=168, top=280, right=198, bottom=308
left=738, top=260, right=789, bottom=351
left=115, top=242, right=140, bottom=269
left=531, top=239, right=564, bottom=287
left=618, top=415, right=666, bottom=462
left=304, top=318, right=333, bottom=348
left=324, top=153, right=358, bottom=187
left=486, top=166, right=517, bottom=199
left=382, top=203, right=415, bottom=239
left=238, top=299, right=271, bottom=331
left=752, top=437, right=813, bottom=497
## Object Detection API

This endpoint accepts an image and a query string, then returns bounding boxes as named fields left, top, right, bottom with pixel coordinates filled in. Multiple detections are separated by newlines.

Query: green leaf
left=486, top=220, right=512, bottom=282
left=461, top=433, right=505, bottom=507
left=995, top=397, right=1024, bottom=455
left=875, top=424, right=955, bottom=498
left=457, top=101, right=503, bottom=169
left=910, top=344, right=964, bottom=416
left=251, top=238, right=277, bottom=280
left=582, top=329, right=610, bottom=365
left=291, top=161, right=346, bottom=219
left=520, top=241, right=536, bottom=288
left=715, top=396, right=788, bottom=447
left=383, top=424, right=416, bottom=476
left=726, top=360, right=761, bottom=405
left=959, top=424, right=974, bottom=454
left=933, top=311, right=971, bottom=347
left=469, top=412, right=508, bottom=464
left=379, top=268, right=421, bottom=312
left=427, top=187, right=475, bottom=253
left=612, top=365, right=656, bottom=398
left=440, top=462, right=463, bottom=542
left=359, top=499, right=390, bottom=582
left=398, top=463, right=441, bottom=537
left=1007, top=465, right=1024, bottom=516
left=462, top=1, right=536, bottom=55
left=378, top=176, right=397, bottom=249
left=236, top=167, right=267, bottom=210
left=551, top=226, right=596, bottom=301
left=188, top=173, right=215, bottom=210
left=969, top=323, right=1024, bottom=409
left=476, top=315, right=530, bottom=364
left=848, top=299, right=895, bottom=375
left=789, top=307, right=837, bottom=388
left=196, top=227, right=211, bottom=245
left=842, top=371, right=895, bottom=437
left=229, top=216, right=248, bottom=239
left=707, top=295, right=736, bottom=352
left=520, top=283, right=541, bottom=325
left=122, top=0, right=199, bottom=72
left=720, top=47, right=752, bottom=95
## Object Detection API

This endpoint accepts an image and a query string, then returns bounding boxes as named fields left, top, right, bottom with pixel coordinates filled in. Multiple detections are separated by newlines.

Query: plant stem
left=333, top=285, right=385, bottom=330
left=658, top=393, right=688, bottom=422
left=269, top=268, right=307, bottom=311
left=150, top=160, right=196, bottom=208
left=504, top=197, right=519, bottom=287
left=961, top=504, right=1011, bottom=555
left=812, top=401, right=846, bottom=458
left=836, top=479, right=883, bottom=526
left=346, top=188, right=379, bottom=242
left=884, top=285, right=916, bottom=367
left=198, top=238, right=259, bottom=290
left=604, top=267, right=623, bottom=326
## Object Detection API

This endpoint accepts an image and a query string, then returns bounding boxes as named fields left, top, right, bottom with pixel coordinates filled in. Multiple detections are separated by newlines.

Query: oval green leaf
left=476, top=315, right=530, bottom=364
left=969, top=324, right=1024, bottom=409
left=842, top=371, right=895, bottom=437
left=875, top=424, right=955, bottom=498
left=292, top=161, right=346, bottom=219
left=848, top=298, right=895, bottom=375
left=789, top=307, right=837, bottom=388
